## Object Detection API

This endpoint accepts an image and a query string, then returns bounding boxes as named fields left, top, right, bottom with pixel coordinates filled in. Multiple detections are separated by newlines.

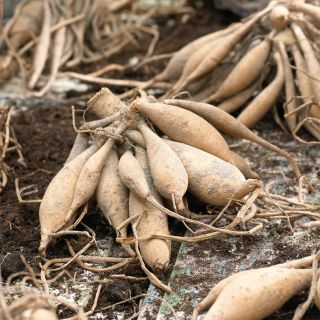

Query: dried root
left=0, top=106, right=25, bottom=194
left=0, top=0, right=192, bottom=96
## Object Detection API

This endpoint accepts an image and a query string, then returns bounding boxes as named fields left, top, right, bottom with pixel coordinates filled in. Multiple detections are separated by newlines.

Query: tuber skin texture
left=193, top=267, right=313, bottom=320
left=169, top=8, right=269, bottom=95
left=87, top=87, right=127, bottom=118
left=289, top=2, right=320, bottom=24
left=164, top=98, right=302, bottom=180
left=138, top=122, right=189, bottom=217
left=118, top=150, right=152, bottom=201
left=132, top=99, right=234, bottom=164
left=291, top=24, right=320, bottom=119
left=96, top=147, right=135, bottom=256
left=270, top=6, right=290, bottom=30
left=39, top=142, right=102, bottom=253
left=133, top=99, right=259, bottom=179
left=278, top=41, right=297, bottom=132
left=291, top=42, right=320, bottom=141
left=204, top=38, right=271, bottom=103
left=237, top=52, right=285, bottom=128
left=314, top=277, right=320, bottom=310
left=29, top=308, right=58, bottom=320
left=65, top=133, right=89, bottom=164
left=65, top=124, right=126, bottom=224
left=217, top=84, right=257, bottom=114
left=34, top=25, right=67, bottom=96
left=152, top=23, right=241, bottom=84
left=129, top=146, right=171, bottom=272
left=165, top=140, right=260, bottom=206
left=28, top=0, right=51, bottom=89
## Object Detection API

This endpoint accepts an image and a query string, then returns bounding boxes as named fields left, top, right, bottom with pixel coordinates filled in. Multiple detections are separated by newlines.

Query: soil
left=1, top=4, right=320, bottom=320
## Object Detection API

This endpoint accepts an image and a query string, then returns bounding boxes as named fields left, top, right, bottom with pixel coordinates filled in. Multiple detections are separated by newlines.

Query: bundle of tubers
left=134, top=0, right=320, bottom=142
left=38, top=88, right=315, bottom=291
left=0, top=0, right=191, bottom=96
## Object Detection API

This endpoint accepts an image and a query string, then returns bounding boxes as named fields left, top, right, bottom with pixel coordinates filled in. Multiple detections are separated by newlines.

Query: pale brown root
left=278, top=41, right=297, bottom=132
left=28, top=0, right=51, bottom=89
left=192, top=275, right=236, bottom=320
left=204, top=267, right=313, bottom=319
left=133, top=52, right=174, bottom=71
left=66, top=241, right=136, bottom=273
left=87, top=87, right=127, bottom=118
left=119, top=223, right=263, bottom=245
left=65, top=133, right=89, bottom=164
left=290, top=41, right=320, bottom=141
left=296, top=220, right=320, bottom=229
left=132, top=211, right=171, bottom=292
left=129, top=146, right=171, bottom=271
left=217, top=82, right=257, bottom=113
left=290, top=43, right=314, bottom=105
left=60, top=72, right=171, bottom=90
left=289, top=2, right=320, bottom=24
left=164, top=98, right=302, bottom=180
left=125, top=129, right=146, bottom=147
left=1, top=107, right=25, bottom=194
left=15, top=178, right=41, bottom=203
left=32, top=25, right=66, bottom=97
left=169, top=8, right=270, bottom=95
left=204, top=37, right=272, bottom=103
left=80, top=111, right=124, bottom=131
left=291, top=23, right=320, bottom=114
left=293, top=117, right=320, bottom=145
left=88, top=64, right=125, bottom=77
left=39, top=142, right=103, bottom=253
left=237, top=51, right=284, bottom=128
left=153, top=22, right=241, bottom=84
left=292, top=252, right=320, bottom=320
left=96, top=147, right=135, bottom=257
left=65, top=124, right=126, bottom=224
left=133, top=99, right=235, bottom=165
left=138, top=121, right=189, bottom=217
left=270, top=5, right=289, bottom=29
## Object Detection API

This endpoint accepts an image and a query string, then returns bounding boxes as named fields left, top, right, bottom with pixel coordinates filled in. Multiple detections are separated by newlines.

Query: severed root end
left=151, top=260, right=170, bottom=274
left=192, top=306, right=200, bottom=320
left=117, top=230, right=136, bottom=256
left=38, top=233, right=51, bottom=255
left=121, top=244, right=136, bottom=257
left=234, top=179, right=261, bottom=200
left=172, top=195, right=191, bottom=218
left=87, top=87, right=126, bottom=118
left=64, top=209, right=74, bottom=224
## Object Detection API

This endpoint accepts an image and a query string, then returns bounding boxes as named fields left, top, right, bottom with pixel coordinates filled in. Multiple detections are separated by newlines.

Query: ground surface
left=1, top=4, right=320, bottom=320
